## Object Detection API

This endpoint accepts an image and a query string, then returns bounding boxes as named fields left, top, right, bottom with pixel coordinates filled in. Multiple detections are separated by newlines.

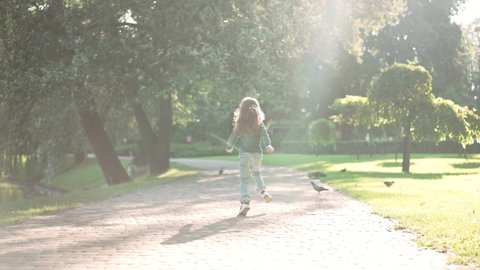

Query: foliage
left=433, top=97, right=480, bottom=146
left=368, top=63, right=480, bottom=147
left=461, top=19, right=480, bottom=111
left=291, top=0, right=407, bottom=119
left=307, top=119, right=336, bottom=149
left=367, top=0, right=471, bottom=104
left=330, top=62, right=480, bottom=172
left=0, top=0, right=458, bottom=182
left=329, top=95, right=374, bottom=128
left=0, top=1, right=112, bottom=181
left=369, top=63, right=435, bottom=138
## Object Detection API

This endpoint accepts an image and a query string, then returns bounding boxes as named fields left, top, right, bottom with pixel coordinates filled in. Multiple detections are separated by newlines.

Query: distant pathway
left=0, top=158, right=471, bottom=269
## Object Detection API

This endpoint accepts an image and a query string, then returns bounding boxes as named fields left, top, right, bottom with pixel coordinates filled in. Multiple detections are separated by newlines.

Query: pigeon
left=340, top=168, right=347, bottom=172
left=308, top=171, right=327, bottom=179
left=384, top=180, right=394, bottom=187
left=310, top=181, right=329, bottom=193
left=218, top=167, right=224, bottom=175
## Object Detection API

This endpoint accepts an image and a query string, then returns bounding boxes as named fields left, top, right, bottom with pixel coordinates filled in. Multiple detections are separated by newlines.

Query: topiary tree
left=368, top=62, right=480, bottom=172
left=368, top=63, right=435, bottom=172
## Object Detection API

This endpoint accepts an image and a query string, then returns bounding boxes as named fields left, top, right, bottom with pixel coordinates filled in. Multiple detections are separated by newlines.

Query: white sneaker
left=238, top=203, right=250, bottom=216
left=261, top=191, right=272, bottom=203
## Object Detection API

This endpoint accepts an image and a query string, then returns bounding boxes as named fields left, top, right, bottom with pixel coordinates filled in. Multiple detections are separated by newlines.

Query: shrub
left=171, top=143, right=225, bottom=157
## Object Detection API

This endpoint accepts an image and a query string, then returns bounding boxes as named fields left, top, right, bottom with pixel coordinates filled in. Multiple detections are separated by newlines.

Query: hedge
left=279, top=140, right=480, bottom=155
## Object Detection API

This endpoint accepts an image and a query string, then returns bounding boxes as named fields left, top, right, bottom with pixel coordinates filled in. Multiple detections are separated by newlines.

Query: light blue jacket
left=226, top=123, right=272, bottom=153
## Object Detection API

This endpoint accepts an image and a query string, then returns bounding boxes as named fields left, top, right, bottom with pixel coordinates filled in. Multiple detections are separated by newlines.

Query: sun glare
left=452, top=0, right=480, bottom=25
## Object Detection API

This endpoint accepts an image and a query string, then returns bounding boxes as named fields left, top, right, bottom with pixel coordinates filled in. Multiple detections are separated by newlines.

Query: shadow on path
left=162, top=214, right=266, bottom=245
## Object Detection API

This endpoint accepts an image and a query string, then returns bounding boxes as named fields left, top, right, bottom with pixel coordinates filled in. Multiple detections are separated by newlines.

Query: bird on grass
left=308, top=171, right=327, bottom=179
left=218, top=167, right=224, bottom=175
left=310, top=181, right=329, bottom=193
left=384, top=180, right=394, bottom=187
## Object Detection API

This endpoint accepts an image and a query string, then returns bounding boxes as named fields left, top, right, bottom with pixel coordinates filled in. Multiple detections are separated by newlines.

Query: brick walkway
left=0, top=159, right=471, bottom=269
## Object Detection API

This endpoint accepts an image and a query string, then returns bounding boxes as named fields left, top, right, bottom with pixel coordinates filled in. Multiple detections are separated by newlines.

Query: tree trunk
left=129, top=98, right=164, bottom=175
left=156, top=94, right=173, bottom=173
left=74, top=85, right=130, bottom=185
left=402, top=128, right=411, bottom=173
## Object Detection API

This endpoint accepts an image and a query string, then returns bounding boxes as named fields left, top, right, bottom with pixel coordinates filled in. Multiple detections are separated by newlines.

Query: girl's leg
left=250, top=153, right=266, bottom=193
left=239, top=153, right=252, bottom=204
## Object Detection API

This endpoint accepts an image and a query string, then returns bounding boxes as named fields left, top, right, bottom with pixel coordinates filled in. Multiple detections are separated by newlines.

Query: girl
left=226, top=97, right=275, bottom=216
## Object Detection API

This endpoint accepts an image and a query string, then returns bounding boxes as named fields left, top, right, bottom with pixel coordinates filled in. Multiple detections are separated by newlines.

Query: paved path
left=0, top=159, right=472, bottom=270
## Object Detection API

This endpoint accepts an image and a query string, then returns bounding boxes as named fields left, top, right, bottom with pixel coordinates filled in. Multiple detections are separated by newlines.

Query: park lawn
left=45, top=159, right=124, bottom=192
left=207, top=153, right=480, bottom=265
left=0, top=161, right=197, bottom=227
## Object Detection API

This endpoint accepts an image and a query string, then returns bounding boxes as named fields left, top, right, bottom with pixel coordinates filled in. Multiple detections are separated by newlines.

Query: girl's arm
left=226, top=133, right=238, bottom=153
left=260, top=123, right=274, bottom=153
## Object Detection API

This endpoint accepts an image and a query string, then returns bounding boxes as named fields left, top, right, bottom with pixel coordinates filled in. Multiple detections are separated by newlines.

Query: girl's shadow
left=162, top=214, right=265, bottom=245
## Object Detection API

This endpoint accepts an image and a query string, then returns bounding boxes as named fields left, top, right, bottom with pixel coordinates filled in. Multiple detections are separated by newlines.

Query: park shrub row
left=279, top=140, right=480, bottom=155
left=116, top=140, right=480, bottom=159
left=171, top=141, right=480, bottom=157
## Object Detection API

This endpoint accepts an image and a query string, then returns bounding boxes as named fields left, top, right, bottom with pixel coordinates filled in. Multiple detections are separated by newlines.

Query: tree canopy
left=331, top=62, right=480, bottom=173
left=1, top=0, right=478, bottom=183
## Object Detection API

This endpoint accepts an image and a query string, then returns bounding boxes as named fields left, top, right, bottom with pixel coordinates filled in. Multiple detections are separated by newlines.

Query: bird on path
left=310, top=181, right=329, bottom=193
left=308, top=171, right=327, bottom=179
left=384, top=180, right=394, bottom=187
left=340, top=168, right=347, bottom=172
left=218, top=167, right=224, bottom=175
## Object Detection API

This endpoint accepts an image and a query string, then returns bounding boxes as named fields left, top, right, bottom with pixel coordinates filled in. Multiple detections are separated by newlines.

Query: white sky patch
left=452, top=0, right=480, bottom=25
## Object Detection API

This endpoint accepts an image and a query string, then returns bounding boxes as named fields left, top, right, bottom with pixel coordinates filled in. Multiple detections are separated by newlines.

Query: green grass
left=0, top=160, right=197, bottom=227
left=207, top=153, right=480, bottom=265
left=45, top=159, right=118, bottom=192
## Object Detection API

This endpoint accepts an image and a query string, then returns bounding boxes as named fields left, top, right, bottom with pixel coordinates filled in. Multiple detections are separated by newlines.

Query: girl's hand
left=265, top=145, right=275, bottom=153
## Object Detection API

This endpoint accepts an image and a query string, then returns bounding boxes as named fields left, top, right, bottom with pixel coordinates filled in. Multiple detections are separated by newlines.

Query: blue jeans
left=238, top=152, right=266, bottom=204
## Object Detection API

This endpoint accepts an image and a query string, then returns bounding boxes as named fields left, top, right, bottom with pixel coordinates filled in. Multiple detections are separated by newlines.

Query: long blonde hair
left=233, top=97, right=265, bottom=136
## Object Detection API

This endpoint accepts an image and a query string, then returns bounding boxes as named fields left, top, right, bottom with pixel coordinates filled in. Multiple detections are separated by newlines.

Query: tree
left=47, top=1, right=131, bottom=184
left=368, top=62, right=480, bottom=172
left=433, top=97, right=480, bottom=156
left=462, top=19, right=480, bottom=111
left=116, top=1, right=229, bottom=174
left=294, top=0, right=407, bottom=119
left=119, top=0, right=409, bottom=170
left=0, top=1, right=131, bottom=184
left=369, top=63, right=435, bottom=172
left=0, top=0, right=412, bottom=183
left=329, top=95, right=390, bottom=158
left=330, top=67, right=480, bottom=168
left=367, top=0, right=471, bottom=104
left=0, top=1, right=81, bottom=181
